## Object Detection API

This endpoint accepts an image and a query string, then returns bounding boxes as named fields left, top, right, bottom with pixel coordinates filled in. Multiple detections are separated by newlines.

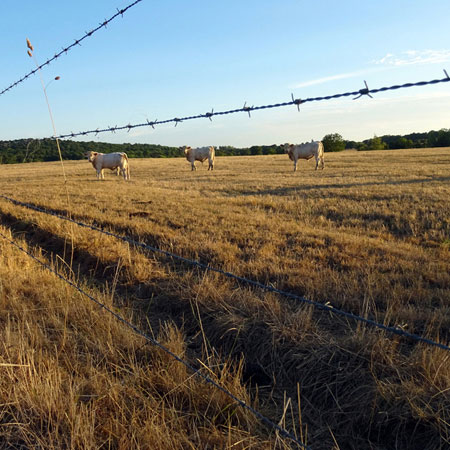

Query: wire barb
left=205, top=109, right=214, bottom=121
left=353, top=80, right=373, bottom=100
left=243, top=102, right=253, bottom=118
left=147, top=119, right=157, bottom=129
left=444, top=69, right=450, bottom=79
left=291, top=93, right=302, bottom=111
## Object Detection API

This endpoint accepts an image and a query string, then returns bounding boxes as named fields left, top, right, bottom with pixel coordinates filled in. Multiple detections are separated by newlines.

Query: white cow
left=180, top=146, right=215, bottom=171
left=283, top=141, right=324, bottom=172
left=85, top=151, right=130, bottom=180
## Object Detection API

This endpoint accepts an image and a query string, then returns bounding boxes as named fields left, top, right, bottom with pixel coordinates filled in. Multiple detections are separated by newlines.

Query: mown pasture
left=0, top=148, right=449, bottom=449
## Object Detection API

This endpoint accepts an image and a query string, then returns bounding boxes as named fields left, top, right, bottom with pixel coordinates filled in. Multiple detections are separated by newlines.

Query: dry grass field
left=0, top=147, right=449, bottom=449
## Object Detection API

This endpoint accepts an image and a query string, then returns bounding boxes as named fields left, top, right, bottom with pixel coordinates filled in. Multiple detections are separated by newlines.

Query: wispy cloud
left=291, top=70, right=370, bottom=89
left=290, top=49, right=450, bottom=90
left=373, top=50, right=450, bottom=66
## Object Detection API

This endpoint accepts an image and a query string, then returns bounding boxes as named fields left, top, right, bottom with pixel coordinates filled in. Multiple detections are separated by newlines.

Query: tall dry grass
left=0, top=226, right=288, bottom=449
left=0, top=147, right=449, bottom=449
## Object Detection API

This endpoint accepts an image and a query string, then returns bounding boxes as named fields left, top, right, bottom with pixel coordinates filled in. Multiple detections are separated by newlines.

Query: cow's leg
left=293, top=160, right=297, bottom=172
left=315, top=157, right=319, bottom=170
left=191, top=163, right=196, bottom=171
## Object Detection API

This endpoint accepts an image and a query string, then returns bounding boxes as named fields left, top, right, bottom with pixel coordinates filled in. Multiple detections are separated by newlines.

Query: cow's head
left=180, top=146, right=191, bottom=156
left=283, top=143, right=292, bottom=154
left=85, top=151, right=98, bottom=162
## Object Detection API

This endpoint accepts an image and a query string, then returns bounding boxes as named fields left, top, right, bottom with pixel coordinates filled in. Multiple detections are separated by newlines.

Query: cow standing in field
left=180, top=146, right=215, bottom=171
left=85, top=151, right=130, bottom=180
left=283, top=141, right=324, bottom=172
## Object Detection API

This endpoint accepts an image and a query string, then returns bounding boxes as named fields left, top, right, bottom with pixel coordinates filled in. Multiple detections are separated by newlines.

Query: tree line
left=0, top=140, right=284, bottom=164
left=324, top=128, right=450, bottom=152
left=0, top=128, right=448, bottom=164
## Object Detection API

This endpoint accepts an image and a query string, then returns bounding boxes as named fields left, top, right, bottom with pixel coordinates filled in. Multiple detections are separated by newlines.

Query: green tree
left=322, top=133, right=345, bottom=152
left=344, top=140, right=358, bottom=149
left=356, top=142, right=368, bottom=151
left=367, top=135, right=387, bottom=150
left=249, top=146, right=262, bottom=155
left=391, top=137, right=413, bottom=149
left=430, top=128, right=450, bottom=147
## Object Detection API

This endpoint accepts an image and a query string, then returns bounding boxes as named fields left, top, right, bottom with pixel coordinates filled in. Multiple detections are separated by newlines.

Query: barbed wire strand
left=1, top=194, right=448, bottom=352
left=0, top=228, right=308, bottom=450
left=0, top=0, right=144, bottom=97
left=55, top=73, right=450, bottom=139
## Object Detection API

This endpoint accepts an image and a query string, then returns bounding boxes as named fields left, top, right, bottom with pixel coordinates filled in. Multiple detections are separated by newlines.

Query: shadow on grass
left=230, top=176, right=450, bottom=197
left=0, top=206, right=447, bottom=450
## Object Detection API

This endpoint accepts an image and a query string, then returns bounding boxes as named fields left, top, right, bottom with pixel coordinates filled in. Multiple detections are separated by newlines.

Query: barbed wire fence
left=1, top=1, right=450, bottom=446
left=1, top=2, right=306, bottom=445
left=0, top=0, right=143, bottom=97
left=0, top=227, right=309, bottom=450
left=1, top=194, right=448, bottom=353
left=53, top=71, right=450, bottom=139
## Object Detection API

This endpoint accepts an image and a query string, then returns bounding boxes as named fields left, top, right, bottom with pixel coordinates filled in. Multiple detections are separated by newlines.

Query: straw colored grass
left=0, top=147, right=449, bottom=449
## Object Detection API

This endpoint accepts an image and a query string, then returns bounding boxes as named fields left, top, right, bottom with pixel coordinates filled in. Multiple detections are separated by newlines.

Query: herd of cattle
left=85, top=140, right=324, bottom=180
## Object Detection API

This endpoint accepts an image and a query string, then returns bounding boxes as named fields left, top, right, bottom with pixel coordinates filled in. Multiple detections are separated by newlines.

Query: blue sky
left=1, top=0, right=449, bottom=147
